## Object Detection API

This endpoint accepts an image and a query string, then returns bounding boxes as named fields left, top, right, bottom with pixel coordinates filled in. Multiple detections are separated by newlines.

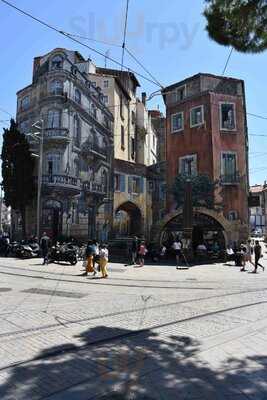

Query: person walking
left=93, top=240, right=100, bottom=275
left=172, top=238, right=182, bottom=269
left=81, top=240, right=96, bottom=276
left=138, top=241, right=147, bottom=267
left=130, top=236, right=138, bottom=265
left=253, top=240, right=265, bottom=273
left=99, top=244, right=109, bottom=278
left=40, top=232, right=50, bottom=265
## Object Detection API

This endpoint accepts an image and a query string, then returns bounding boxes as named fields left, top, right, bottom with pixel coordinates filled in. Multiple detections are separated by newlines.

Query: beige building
left=89, top=67, right=160, bottom=239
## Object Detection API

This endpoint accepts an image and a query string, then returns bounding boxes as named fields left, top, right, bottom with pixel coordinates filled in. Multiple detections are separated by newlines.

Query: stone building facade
left=158, top=73, right=249, bottom=247
left=15, top=48, right=114, bottom=241
left=88, top=67, right=161, bottom=240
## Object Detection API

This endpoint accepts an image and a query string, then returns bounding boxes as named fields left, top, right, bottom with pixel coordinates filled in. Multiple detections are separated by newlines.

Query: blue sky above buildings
left=0, top=0, right=267, bottom=185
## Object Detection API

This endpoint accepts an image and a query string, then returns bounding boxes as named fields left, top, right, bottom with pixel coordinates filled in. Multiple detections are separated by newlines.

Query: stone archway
left=114, top=201, right=143, bottom=237
left=152, top=207, right=234, bottom=247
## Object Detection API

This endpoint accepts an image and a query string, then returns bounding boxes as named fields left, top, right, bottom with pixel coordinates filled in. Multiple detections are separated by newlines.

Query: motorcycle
left=48, top=242, right=78, bottom=265
left=12, top=240, right=40, bottom=259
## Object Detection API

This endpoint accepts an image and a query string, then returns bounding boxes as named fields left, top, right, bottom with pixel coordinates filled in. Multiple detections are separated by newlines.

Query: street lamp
left=26, top=119, right=44, bottom=240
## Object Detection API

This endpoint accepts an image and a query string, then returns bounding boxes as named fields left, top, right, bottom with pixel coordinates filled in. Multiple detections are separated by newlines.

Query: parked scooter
left=10, top=240, right=40, bottom=259
left=48, top=242, right=78, bottom=265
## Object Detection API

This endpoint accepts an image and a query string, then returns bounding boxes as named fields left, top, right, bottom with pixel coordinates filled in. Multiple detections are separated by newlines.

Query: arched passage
left=114, top=202, right=142, bottom=237
left=158, top=208, right=232, bottom=250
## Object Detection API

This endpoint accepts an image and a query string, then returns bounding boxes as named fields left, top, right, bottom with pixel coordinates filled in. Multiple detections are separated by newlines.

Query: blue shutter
left=120, top=174, right=125, bottom=192
left=128, top=176, right=132, bottom=193
left=140, top=177, right=144, bottom=193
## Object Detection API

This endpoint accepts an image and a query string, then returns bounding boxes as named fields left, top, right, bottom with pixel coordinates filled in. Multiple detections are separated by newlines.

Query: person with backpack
left=253, top=240, right=265, bottom=273
left=81, top=240, right=96, bottom=276
left=138, top=241, right=147, bottom=267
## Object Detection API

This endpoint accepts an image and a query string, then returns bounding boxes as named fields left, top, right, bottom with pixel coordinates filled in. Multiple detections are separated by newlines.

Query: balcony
left=220, top=172, right=240, bottom=185
left=43, top=128, right=70, bottom=144
left=83, top=181, right=107, bottom=195
left=81, top=142, right=107, bottom=159
left=42, top=174, right=81, bottom=195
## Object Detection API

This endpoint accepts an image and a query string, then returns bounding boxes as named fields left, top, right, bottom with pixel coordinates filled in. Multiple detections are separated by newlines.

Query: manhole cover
left=21, top=288, right=87, bottom=298
left=0, top=288, right=12, bottom=293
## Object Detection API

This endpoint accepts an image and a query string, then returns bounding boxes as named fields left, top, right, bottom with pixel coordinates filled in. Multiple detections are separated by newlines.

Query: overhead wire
left=222, top=47, right=234, bottom=76
left=0, top=0, right=161, bottom=88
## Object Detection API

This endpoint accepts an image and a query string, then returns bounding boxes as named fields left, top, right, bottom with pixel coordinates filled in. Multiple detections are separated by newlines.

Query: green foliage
left=1, top=119, right=36, bottom=234
left=173, top=174, right=216, bottom=209
left=204, top=0, right=267, bottom=53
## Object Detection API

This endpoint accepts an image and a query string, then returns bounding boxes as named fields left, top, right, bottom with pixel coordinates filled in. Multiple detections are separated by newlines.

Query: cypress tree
left=1, top=119, right=36, bottom=237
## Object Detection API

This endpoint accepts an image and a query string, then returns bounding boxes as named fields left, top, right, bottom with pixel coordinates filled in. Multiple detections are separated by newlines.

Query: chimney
left=141, top=92, right=146, bottom=106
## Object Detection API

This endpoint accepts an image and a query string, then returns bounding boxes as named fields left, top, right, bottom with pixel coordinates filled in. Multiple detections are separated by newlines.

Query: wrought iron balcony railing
left=220, top=172, right=240, bottom=185
left=43, top=128, right=70, bottom=141
left=83, top=181, right=107, bottom=194
left=42, top=174, right=81, bottom=189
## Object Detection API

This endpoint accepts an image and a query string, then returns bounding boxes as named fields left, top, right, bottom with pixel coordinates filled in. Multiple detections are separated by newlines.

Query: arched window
left=73, top=115, right=81, bottom=147
left=51, top=55, right=63, bottom=70
left=101, top=169, right=108, bottom=191
left=74, top=159, right=80, bottom=177
left=74, top=88, right=81, bottom=104
left=20, top=96, right=30, bottom=111
left=50, top=80, right=63, bottom=96
left=47, top=109, right=61, bottom=128
left=45, top=152, right=62, bottom=175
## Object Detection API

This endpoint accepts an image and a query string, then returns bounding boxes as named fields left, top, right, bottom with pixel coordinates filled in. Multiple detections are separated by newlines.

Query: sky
left=0, top=0, right=267, bottom=185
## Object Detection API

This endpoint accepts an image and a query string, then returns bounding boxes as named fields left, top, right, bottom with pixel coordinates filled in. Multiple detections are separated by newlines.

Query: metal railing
left=83, top=181, right=107, bottom=194
left=43, top=128, right=69, bottom=140
left=42, top=174, right=81, bottom=188
left=220, top=172, right=240, bottom=184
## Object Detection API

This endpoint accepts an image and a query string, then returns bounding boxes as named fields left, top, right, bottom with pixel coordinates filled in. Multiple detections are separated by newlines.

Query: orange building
left=158, top=73, right=249, bottom=247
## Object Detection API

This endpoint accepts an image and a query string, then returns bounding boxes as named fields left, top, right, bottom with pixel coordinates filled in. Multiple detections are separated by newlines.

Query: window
left=190, top=105, right=204, bottom=127
left=74, top=89, right=81, bottom=104
left=179, top=154, right=197, bottom=176
left=47, top=109, right=61, bottom=128
left=171, top=112, right=184, bottom=132
left=103, top=80, right=109, bottom=88
left=74, top=160, right=80, bottom=177
left=121, top=125, right=125, bottom=149
left=73, top=115, right=81, bottom=147
left=131, top=111, right=136, bottom=124
left=20, top=120, right=29, bottom=134
left=51, top=55, right=63, bottom=70
left=175, top=85, right=186, bottom=101
left=101, top=170, right=108, bottom=190
left=50, top=80, right=63, bottom=96
left=20, top=96, right=30, bottom=111
left=228, top=210, right=238, bottom=221
left=220, top=103, right=236, bottom=131
left=114, top=174, right=125, bottom=192
left=120, top=94, right=124, bottom=119
left=103, top=95, right=108, bottom=105
left=91, top=103, right=97, bottom=118
left=129, top=176, right=143, bottom=194
left=221, top=152, right=237, bottom=183
left=131, top=137, right=135, bottom=160
left=45, top=152, right=61, bottom=175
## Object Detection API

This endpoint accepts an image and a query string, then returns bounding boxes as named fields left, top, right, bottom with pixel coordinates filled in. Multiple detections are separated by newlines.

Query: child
left=138, top=241, right=147, bottom=267
left=99, top=244, right=109, bottom=278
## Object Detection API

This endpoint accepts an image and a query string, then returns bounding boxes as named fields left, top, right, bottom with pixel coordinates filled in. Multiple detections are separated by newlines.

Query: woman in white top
left=172, top=239, right=182, bottom=268
left=99, top=244, right=109, bottom=278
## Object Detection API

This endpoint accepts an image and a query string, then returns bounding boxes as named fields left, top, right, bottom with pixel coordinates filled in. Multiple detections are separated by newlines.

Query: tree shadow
left=1, top=325, right=267, bottom=399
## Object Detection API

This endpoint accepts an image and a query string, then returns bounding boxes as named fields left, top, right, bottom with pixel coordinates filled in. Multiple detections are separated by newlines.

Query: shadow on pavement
left=1, top=324, right=267, bottom=399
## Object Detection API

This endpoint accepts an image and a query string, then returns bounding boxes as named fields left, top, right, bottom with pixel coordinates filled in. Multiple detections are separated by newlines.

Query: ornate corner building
left=15, top=48, right=114, bottom=241
left=159, top=73, right=249, bottom=247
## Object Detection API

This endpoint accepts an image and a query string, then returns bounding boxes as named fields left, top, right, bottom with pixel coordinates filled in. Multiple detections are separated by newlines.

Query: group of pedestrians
left=82, top=240, right=109, bottom=278
left=227, top=239, right=265, bottom=273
